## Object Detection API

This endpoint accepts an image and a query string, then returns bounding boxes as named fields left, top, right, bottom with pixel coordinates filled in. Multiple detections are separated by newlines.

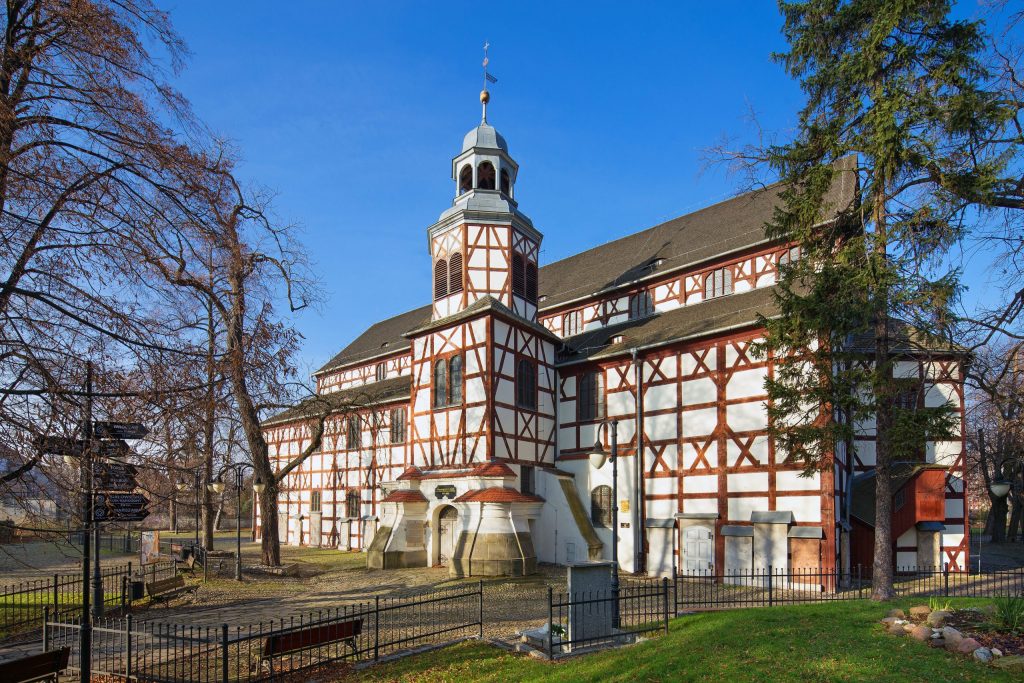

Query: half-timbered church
left=260, top=86, right=970, bottom=580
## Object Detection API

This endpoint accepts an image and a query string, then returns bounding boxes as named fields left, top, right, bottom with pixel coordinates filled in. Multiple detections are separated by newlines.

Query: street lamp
left=588, top=418, right=619, bottom=629
left=209, top=463, right=259, bottom=581
left=990, top=480, right=1012, bottom=499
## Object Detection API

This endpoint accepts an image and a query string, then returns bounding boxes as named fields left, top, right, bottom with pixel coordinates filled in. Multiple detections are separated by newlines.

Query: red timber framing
left=316, top=352, right=411, bottom=394
left=259, top=400, right=410, bottom=549
left=540, top=241, right=794, bottom=339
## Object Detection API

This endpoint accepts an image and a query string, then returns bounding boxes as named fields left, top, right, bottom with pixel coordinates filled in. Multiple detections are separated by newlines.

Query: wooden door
left=438, top=506, right=457, bottom=566
left=683, top=526, right=714, bottom=573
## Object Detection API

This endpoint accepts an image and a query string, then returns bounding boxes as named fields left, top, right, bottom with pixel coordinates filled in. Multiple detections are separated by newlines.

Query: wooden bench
left=145, top=575, right=197, bottom=606
left=0, top=647, right=70, bottom=683
left=257, top=618, right=363, bottom=675
left=180, top=554, right=200, bottom=575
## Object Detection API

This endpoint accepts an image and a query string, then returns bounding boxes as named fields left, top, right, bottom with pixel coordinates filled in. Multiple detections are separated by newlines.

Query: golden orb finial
left=480, top=89, right=490, bottom=104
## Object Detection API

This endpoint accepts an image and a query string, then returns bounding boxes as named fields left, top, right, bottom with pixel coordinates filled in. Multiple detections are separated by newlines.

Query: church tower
left=427, top=87, right=543, bottom=322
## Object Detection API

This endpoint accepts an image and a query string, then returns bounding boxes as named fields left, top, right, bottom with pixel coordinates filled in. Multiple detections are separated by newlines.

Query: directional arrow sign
left=93, top=422, right=149, bottom=440
left=94, top=492, right=150, bottom=522
left=34, top=436, right=84, bottom=456
left=96, top=440, right=130, bottom=457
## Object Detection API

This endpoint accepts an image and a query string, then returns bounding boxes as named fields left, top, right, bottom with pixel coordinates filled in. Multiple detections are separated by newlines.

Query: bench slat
left=0, top=647, right=70, bottom=682
left=263, top=618, right=363, bottom=657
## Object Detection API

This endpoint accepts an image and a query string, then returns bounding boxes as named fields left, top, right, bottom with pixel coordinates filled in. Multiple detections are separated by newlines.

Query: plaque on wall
left=435, top=485, right=456, bottom=500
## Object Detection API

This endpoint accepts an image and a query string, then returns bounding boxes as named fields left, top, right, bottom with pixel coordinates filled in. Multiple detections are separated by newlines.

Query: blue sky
left=165, top=1, right=1001, bottom=377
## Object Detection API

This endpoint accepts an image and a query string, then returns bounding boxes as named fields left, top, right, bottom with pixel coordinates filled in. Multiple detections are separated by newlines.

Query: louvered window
left=433, top=358, right=448, bottom=408
left=448, top=252, right=464, bottom=294
left=591, top=485, right=613, bottom=528
left=434, top=259, right=448, bottom=299
left=578, top=371, right=604, bottom=422
left=516, top=358, right=537, bottom=410
left=526, top=262, right=538, bottom=302
left=512, top=252, right=525, bottom=296
left=629, top=291, right=654, bottom=319
left=704, top=267, right=733, bottom=299
left=390, top=408, right=406, bottom=443
left=562, top=310, right=581, bottom=337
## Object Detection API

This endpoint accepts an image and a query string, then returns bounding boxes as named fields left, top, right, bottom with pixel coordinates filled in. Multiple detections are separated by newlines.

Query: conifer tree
left=761, top=0, right=1012, bottom=599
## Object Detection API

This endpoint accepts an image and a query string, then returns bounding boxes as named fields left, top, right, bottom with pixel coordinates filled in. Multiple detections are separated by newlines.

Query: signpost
left=93, top=493, right=149, bottom=522
left=93, top=421, right=149, bottom=440
left=94, top=462, right=139, bottom=491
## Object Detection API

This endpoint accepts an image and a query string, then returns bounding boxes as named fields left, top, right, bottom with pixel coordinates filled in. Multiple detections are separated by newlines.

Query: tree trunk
left=169, top=497, right=177, bottom=533
left=1007, top=494, right=1023, bottom=543
left=259, top=481, right=281, bottom=566
left=989, top=496, right=1009, bottom=543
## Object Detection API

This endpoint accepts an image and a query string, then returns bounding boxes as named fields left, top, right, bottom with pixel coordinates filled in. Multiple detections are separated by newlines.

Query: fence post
left=52, top=573, right=59, bottom=618
left=768, top=565, right=773, bottom=607
left=478, top=580, right=484, bottom=639
left=662, top=577, right=670, bottom=634
left=857, top=565, right=862, bottom=599
left=374, top=596, right=380, bottom=661
left=125, top=613, right=133, bottom=680
left=546, top=586, right=553, bottom=660
left=221, top=623, right=229, bottom=683
left=42, top=606, right=49, bottom=653
left=121, top=575, right=127, bottom=613
left=943, top=563, right=949, bottom=597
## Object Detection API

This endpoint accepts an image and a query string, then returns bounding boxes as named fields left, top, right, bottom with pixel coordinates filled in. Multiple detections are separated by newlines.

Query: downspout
left=632, top=348, right=644, bottom=573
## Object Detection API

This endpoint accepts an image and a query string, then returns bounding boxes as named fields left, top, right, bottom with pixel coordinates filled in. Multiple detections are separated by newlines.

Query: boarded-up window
left=516, top=358, right=537, bottom=410
left=390, top=408, right=406, bottom=443
left=448, top=252, right=464, bottom=294
left=511, top=252, right=525, bottom=296
left=346, top=490, right=360, bottom=519
left=578, top=371, right=604, bottom=422
left=526, top=262, right=538, bottom=302
left=704, top=267, right=733, bottom=299
left=591, top=485, right=612, bottom=528
left=434, top=259, right=448, bottom=299
left=629, top=291, right=654, bottom=319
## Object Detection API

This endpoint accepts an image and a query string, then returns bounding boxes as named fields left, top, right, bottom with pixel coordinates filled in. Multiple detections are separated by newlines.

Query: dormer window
left=449, top=252, right=464, bottom=294
left=478, top=161, right=496, bottom=190
left=704, top=267, right=733, bottom=300
left=434, top=259, right=448, bottom=299
left=459, top=165, right=473, bottom=194
left=500, top=168, right=511, bottom=195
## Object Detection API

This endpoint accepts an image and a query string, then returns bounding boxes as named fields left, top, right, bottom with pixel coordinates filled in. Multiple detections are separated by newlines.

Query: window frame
left=628, top=290, right=654, bottom=320
left=562, top=310, right=581, bottom=337
left=390, top=407, right=406, bottom=444
left=345, top=490, right=360, bottom=519
left=375, top=362, right=386, bottom=382
left=477, top=161, right=496, bottom=190
left=704, top=266, right=733, bottom=300
left=448, top=251, right=464, bottom=294
left=311, top=491, right=321, bottom=514
left=591, top=485, right=613, bottom=528
left=432, top=353, right=464, bottom=408
left=521, top=465, right=535, bottom=496
left=511, top=252, right=525, bottom=296
left=578, top=370, right=604, bottom=422
left=346, top=416, right=361, bottom=450
left=433, top=259, right=448, bottom=300
left=515, top=357, right=538, bottom=410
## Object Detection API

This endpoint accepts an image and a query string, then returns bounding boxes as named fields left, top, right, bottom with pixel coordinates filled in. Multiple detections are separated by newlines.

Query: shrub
left=928, top=596, right=952, bottom=613
left=993, top=595, right=1024, bottom=634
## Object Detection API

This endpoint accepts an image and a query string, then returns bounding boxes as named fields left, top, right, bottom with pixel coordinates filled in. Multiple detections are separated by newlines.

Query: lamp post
left=210, top=463, right=263, bottom=581
left=588, top=419, right=619, bottom=629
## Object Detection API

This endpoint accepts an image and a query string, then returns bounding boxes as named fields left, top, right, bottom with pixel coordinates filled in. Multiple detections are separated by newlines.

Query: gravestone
left=567, top=561, right=614, bottom=649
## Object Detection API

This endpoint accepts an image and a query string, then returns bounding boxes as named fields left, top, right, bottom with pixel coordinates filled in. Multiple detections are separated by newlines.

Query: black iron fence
left=674, top=565, right=1024, bottom=612
left=545, top=578, right=671, bottom=658
left=0, top=560, right=176, bottom=640
left=44, top=582, right=484, bottom=682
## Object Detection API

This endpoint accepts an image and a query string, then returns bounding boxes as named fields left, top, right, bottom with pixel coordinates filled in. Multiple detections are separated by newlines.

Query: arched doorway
left=437, top=506, right=458, bottom=567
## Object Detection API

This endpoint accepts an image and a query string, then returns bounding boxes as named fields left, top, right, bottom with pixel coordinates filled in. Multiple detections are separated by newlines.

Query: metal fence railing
left=674, top=565, right=1024, bottom=612
left=44, top=582, right=484, bottom=682
left=0, top=560, right=176, bottom=640
left=546, top=578, right=670, bottom=658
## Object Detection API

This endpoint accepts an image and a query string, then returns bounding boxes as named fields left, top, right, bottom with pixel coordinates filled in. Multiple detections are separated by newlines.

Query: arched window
left=449, top=355, right=463, bottom=404
left=591, top=485, right=613, bottom=528
left=516, top=358, right=537, bottom=409
left=346, top=490, right=360, bottom=519
left=477, top=161, right=496, bottom=189
left=448, top=252, right=464, bottom=294
left=511, top=252, right=525, bottom=296
left=375, top=362, right=386, bottom=382
left=562, top=310, right=581, bottom=336
left=459, top=165, right=473, bottom=194
left=433, top=358, right=448, bottom=408
left=500, top=168, right=511, bottom=195
left=434, top=259, right=448, bottom=299
left=629, top=290, right=653, bottom=320
left=704, top=267, right=733, bottom=300
left=526, top=262, right=538, bottom=302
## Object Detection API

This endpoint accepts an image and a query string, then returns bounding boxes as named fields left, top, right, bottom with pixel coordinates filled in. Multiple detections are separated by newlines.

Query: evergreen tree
left=761, top=0, right=1012, bottom=599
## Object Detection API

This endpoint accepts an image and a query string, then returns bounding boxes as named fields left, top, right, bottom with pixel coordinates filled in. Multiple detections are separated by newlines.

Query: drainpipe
left=632, top=348, right=644, bottom=573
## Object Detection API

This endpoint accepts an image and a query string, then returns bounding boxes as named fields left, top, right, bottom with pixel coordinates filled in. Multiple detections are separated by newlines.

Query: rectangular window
left=562, top=310, right=581, bottom=337
left=346, top=490, right=360, bottom=519
left=521, top=465, right=535, bottom=495
left=704, top=267, right=733, bottom=300
left=390, top=408, right=406, bottom=443
left=628, top=291, right=654, bottom=320
left=347, top=417, right=361, bottom=449
left=578, top=370, right=604, bottom=422
left=779, top=245, right=801, bottom=266
left=516, top=358, right=538, bottom=410
left=311, top=491, right=321, bottom=513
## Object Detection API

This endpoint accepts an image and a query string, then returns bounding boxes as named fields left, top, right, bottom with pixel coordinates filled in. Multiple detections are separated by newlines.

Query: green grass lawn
left=352, top=598, right=1015, bottom=682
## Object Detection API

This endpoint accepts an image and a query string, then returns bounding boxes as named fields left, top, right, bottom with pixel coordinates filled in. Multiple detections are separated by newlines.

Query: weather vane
left=481, top=41, right=497, bottom=122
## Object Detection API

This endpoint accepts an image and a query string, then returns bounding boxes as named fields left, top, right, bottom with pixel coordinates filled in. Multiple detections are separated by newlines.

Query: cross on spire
left=480, top=41, right=497, bottom=123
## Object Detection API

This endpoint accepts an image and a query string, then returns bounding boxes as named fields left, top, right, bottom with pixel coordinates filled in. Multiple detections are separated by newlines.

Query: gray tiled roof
left=316, top=159, right=857, bottom=376
left=263, top=376, right=411, bottom=426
